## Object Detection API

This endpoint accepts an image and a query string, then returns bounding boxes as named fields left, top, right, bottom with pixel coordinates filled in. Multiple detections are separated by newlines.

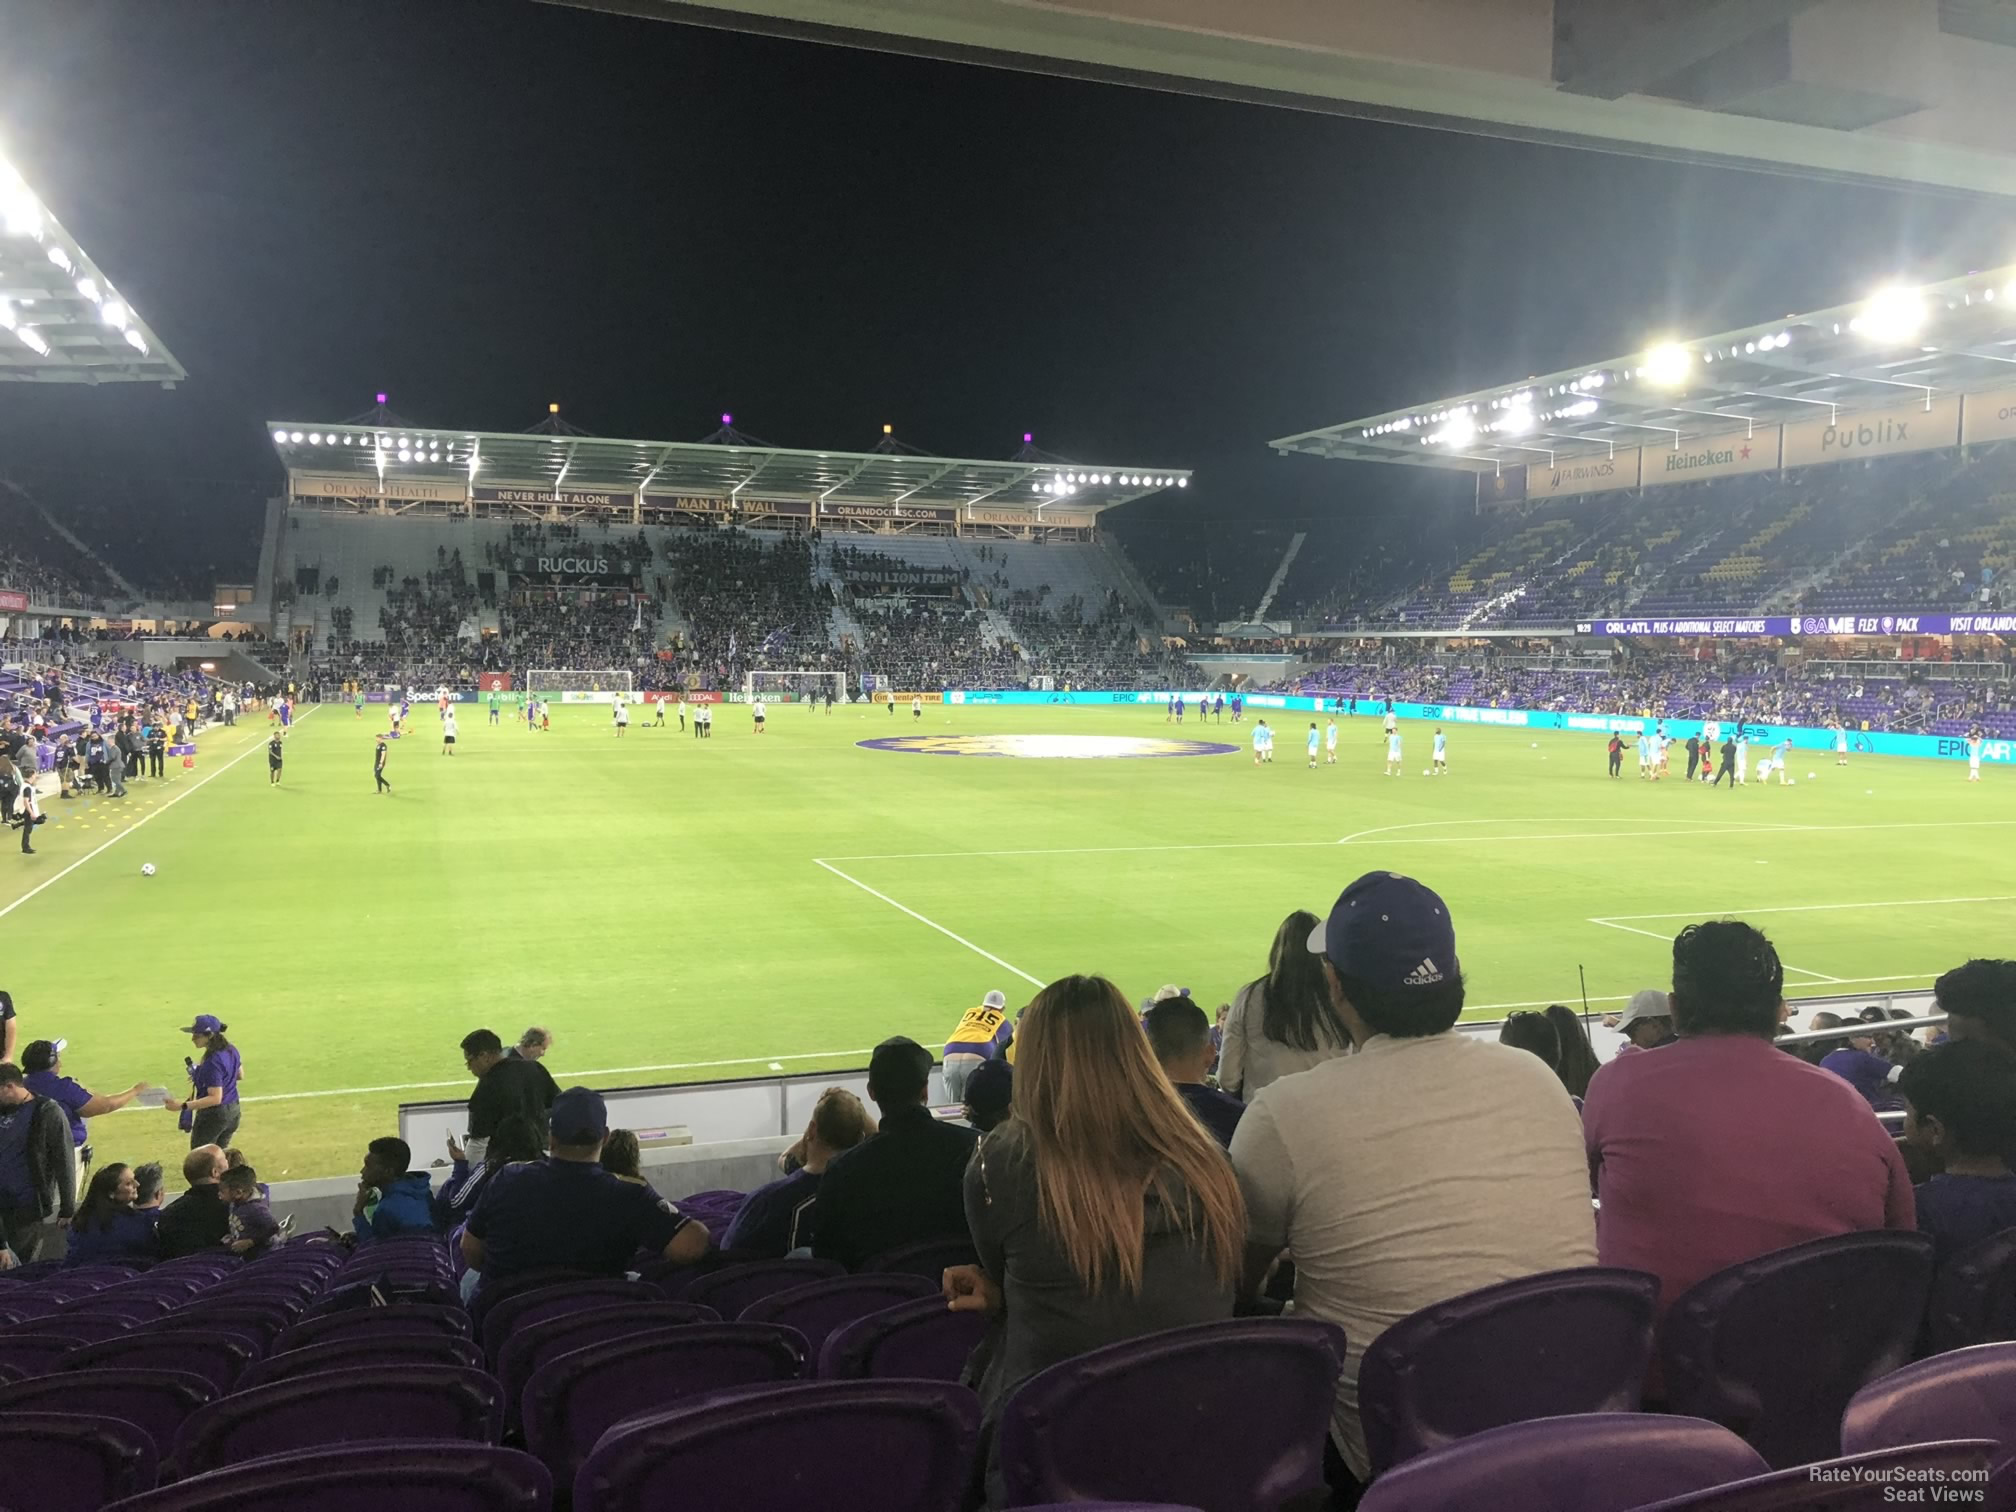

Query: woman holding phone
left=162, top=1014, right=242, bottom=1150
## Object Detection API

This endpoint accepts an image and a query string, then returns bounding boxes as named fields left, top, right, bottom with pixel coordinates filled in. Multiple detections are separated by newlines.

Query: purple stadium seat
left=60, top=1329, right=261, bottom=1393
left=860, top=1236, right=980, bottom=1280
left=1357, top=1266, right=1660, bottom=1475
left=738, top=1273, right=938, bottom=1359
left=101, top=1442, right=550, bottom=1512
left=63, top=1292, right=182, bottom=1324
left=996, top=1319, right=1348, bottom=1512
left=521, top=1322, right=808, bottom=1486
left=0, top=1366, right=219, bottom=1458
left=1842, top=1343, right=2016, bottom=1507
left=0, top=1330, right=87, bottom=1378
left=1925, top=1227, right=2016, bottom=1355
left=573, top=1379, right=980, bottom=1512
left=0, top=1411, right=158, bottom=1512
left=817, top=1293, right=990, bottom=1381
left=1357, top=1413, right=1769, bottom=1512
left=303, top=1276, right=461, bottom=1315
left=161, top=1300, right=294, bottom=1344
left=496, top=1302, right=719, bottom=1428
left=168, top=1364, right=506, bottom=1478
left=465, top=1268, right=602, bottom=1326
left=1659, top=1232, right=1935, bottom=1469
left=239, top=1332, right=485, bottom=1388
left=478, top=1277, right=665, bottom=1365
left=1012, top=1506, right=1202, bottom=1511
left=1628, top=1440, right=1996, bottom=1510
left=679, top=1257, right=844, bottom=1317
left=0, top=1292, right=64, bottom=1325
left=272, top=1301, right=472, bottom=1355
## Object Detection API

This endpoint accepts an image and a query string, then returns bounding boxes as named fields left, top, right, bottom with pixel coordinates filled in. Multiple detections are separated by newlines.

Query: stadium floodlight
left=308, top=432, right=322, bottom=444
left=1854, top=285, right=1926, bottom=343
left=123, top=328, right=146, bottom=354
left=1177, top=477, right=1187, bottom=487
left=14, top=326, right=49, bottom=356
left=1643, top=342, right=1691, bottom=387
left=45, top=244, right=71, bottom=272
left=289, top=431, right=303, bottom=443
left=1497, top=406, right=1535, bottom=435
left=1432, top=413, right=1477, bottom=448
left=273, top=429, right=288, bottom=443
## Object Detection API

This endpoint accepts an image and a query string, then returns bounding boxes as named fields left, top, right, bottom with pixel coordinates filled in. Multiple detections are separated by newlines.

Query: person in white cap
left=941, top=990, right=1014, bottom=1102
left=1610, top=989, right=1676, bottom=1055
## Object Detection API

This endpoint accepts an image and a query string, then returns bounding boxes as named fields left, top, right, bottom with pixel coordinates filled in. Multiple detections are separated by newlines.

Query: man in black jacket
left=155, top=1144, right=231, bottom=1259
left=812, top=1036, right=977, bottom=1268
left=461, top=1027, right=558, bottom=1158
left=0, top=1062, right=78, bottom=1263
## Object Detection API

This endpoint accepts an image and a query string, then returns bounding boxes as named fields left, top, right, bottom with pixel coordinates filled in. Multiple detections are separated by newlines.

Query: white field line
left=1596, top=895, right=2016, bottom=922
left=820, top=817, right=2016, bottom=863
left=812, top=857, right=1046, bottom=988
left=0, top=710, right=313, bottom=924
left=1586, top=917, right=1842, bottom=982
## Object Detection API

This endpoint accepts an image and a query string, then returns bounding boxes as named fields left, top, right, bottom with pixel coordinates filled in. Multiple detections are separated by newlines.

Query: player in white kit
left=1324, top=719, right=1338, bottom=765
left=441, top=708, right=458, bottom=756
left=1968, top=731, right=1985, bottom=782
left=1734, top=733, right=1749, bottom=785
left=1383, top=709, right=1398, bottom=738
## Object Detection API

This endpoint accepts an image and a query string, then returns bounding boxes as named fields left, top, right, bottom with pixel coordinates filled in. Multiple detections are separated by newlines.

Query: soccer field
left=7, top=699, right=2012, bottom=1179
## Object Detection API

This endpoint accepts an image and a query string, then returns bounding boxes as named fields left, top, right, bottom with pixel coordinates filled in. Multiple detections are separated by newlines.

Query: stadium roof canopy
left=267, top=421, right=1189, bottom=513
left=1271, top=264, right=2016, bottom=474
left=0, top=151, right=185, bottom=387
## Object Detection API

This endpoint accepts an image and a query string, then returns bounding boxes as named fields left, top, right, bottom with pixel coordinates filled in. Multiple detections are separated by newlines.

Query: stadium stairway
left=1249, top=531, right=1306, bottom=621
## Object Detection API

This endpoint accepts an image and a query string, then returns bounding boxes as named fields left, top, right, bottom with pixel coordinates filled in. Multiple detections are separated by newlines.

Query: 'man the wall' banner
left=1527, top=450, right=1641, bottom=500
left=1639, top=427, right=1782, bottom=487
left=643, top=494, right=735, bottom=515
left=473, top=486, right=632, bottom=510
left=510, top=553, right=644, bottom=587
left=1781, top=395, right=1960, bottom=468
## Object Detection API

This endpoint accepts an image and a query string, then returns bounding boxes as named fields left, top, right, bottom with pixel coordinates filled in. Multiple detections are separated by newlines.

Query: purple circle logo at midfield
left=858, top=733, right=1239, bottom=759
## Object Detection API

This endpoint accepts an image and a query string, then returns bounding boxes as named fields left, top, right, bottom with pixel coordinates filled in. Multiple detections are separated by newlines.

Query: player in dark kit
left=1712, top=735, right=1738, bottom=789
left=374, top=738, right=392, bottom=794
left=1684, top=734, right=1701, bottom=783
left=267, top=733, right=284, bottom=786
left=1606, top=733, right=1623, bottom=778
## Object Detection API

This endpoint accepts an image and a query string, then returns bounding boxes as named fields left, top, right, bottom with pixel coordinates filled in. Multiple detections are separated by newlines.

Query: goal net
left=528, top=669, right=634, bottom=695
left=744, top=669, right=848, bottom=704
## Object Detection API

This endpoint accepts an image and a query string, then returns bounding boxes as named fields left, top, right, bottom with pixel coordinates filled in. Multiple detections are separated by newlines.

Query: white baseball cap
left=1614, top=989, right=1670, bottom=1032
left=982, top=990, right=1007, bottom=1009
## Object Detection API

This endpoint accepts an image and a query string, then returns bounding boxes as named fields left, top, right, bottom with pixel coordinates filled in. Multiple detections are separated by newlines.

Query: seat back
left=521, top=1322, right=808, bottom=1484
left=1357, top=1413, right=1768, bottom=1512
left=60, top=1329, right=260, bottom=1393
left=573, top=1379, right=979, bottom=1512
left=1842, top=1341, right=2016, bottom=1497
left=1627, top=1440, right=1996, bottom=1510
left=1658, top=1232, right=1935, bottom=1468
left=1926, top=1226, right=2016, bottom=1355
left=0, top=1410, right=157, bottom=1512
left=272, top=1302, right=472, bottom=1355
left=478, top=1277, right=664, bottom=1365
left=817, top=1294, right=990, bottom=1381
left=169, top=1364, right=505, bottom=1478
left=156, top=1302, right=291, bottom=1347
left=738, top=1273, right=937, bottom=1359
left=680, top=1258, right=844, bottom=1317
left=0, top=1331, right=89, bottom=1377
left=239, top=1332, right=485, bottom=1388
left=1357, top=1267, right=1660, bottom=1475
left=0, top=1366, right=218, bottom=1459
left=92, top=1442, right=550, bottom=1512
left=496, top=1302, right=719, bottom=1425
left=859, top=1236, right=980, bottom=1280
left=997, top=1319, right=1348, bottom=1512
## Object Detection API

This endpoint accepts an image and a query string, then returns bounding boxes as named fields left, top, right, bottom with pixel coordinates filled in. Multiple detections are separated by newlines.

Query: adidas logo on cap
left=1402, top=957, right=1444, bottom=987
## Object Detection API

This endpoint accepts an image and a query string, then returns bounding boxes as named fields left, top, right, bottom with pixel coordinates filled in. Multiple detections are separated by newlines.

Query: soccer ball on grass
left=140, top=863, right=157, bottom=877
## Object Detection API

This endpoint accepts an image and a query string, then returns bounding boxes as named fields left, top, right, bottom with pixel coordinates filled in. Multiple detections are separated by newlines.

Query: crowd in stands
left=0, top=489, right=126, bottom=607
left=2, top=880, right=2010, bottom=1508
left=660, top=529, right=833, bottom=690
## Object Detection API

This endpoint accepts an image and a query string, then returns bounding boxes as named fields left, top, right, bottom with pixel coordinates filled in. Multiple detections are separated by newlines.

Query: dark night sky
left=2, top=0, right=2013, bottom=577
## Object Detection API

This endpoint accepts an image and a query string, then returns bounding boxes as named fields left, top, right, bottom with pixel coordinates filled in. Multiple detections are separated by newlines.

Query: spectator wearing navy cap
left=813, top=1036, right=978, bottom=1268
left=163, top=1015, right=241, bottom=1150
left=962, top=1058, right=1013, bottom=1133
left=1229, top=871, right=1594, bottom=1489
left=461, top=1086, right=708, bottom=1294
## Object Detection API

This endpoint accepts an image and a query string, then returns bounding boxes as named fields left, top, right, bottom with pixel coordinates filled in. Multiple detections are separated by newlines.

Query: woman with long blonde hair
left=946, top=975, right=1246, bottom=1498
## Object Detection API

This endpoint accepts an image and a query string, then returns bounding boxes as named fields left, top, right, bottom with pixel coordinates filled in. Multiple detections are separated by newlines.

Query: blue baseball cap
left=550, top=1086, right=610, bottom=1145
left=1306, top=872, right=1459, bottom=993
left=180, top=1014, right=226, bottom=1035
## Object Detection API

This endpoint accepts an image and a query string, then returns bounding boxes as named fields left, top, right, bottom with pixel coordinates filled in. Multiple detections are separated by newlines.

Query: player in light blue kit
left=1306, top=722, right=1320, bottom=769
left=1432, top=727, right=1448, bottom=775
left=1252, top=719, right=1272, bottom=766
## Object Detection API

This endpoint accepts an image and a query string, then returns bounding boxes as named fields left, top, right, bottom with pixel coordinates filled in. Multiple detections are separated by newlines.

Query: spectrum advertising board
left=941, top=689, right=2011, bottom=765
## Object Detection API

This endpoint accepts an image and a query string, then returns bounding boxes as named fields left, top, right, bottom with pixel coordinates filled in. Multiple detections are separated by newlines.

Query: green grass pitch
left=6, top=700, right=2011, bottom=1179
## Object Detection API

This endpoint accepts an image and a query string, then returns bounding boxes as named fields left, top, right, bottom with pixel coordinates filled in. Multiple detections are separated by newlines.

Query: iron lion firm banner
left=1782, top=395, right=1960, bottom=468
left=1639, top=428, right=1782, bottom=488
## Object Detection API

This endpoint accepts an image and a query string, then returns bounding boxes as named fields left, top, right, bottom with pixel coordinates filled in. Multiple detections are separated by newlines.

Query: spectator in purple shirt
left=1898, top=1039, right=2016, bottom=1267
left=163, top=1016, right=242, bottom=1151
left=722, top=1088, right=873, bottom=1258
left=220, top=1164, right=281, bottom=1257
left=1820, top=1029, right=1905, bottom=1112
left=1144, top=996, right=1245, bottom=1149
left=21, top=1039, right=147, bottom=1167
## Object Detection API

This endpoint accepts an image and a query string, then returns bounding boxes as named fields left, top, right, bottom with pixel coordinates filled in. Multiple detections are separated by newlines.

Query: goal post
left=528, top=669, right=635, bottom=699
left=744, top=669, right=848, bottom=704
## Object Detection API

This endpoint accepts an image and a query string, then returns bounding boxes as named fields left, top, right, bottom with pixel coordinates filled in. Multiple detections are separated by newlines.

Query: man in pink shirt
left=1583, top=921, right=1915, bottom=1348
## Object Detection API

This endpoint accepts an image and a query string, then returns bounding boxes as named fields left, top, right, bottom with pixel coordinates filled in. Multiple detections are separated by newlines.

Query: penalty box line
left=812, top=857, right=1046, bottom=988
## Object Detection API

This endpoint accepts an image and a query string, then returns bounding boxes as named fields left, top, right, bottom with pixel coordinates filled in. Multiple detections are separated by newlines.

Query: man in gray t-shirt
left=1229, top=872, right=1595, bottom=1486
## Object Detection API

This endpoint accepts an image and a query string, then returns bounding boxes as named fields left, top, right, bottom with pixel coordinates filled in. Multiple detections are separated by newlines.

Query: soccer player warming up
left=1833, top=720, right=1849, bottom=768
left=752, top=698, right=767, bottom=734
left=1325, top=718, right=1338, bottom=765
left=374, top=737, right=392, bottom=795
left=1431, top=726, right=1448, bottom=775
left=267, top=732, right=283, bottom=786
left=1385, top=727, right=1403, bottom=776
left=911, top=694, right=923, bottom=721
left=613, top=700, right=628, bottom=738
left=1251, top=719, right=1271, bottom=766
left=1306, top=722, right=1320, bottom=769
left=442, top=708, right=458, bottom=756
left=1968, top=728, right=1985, bottom=783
